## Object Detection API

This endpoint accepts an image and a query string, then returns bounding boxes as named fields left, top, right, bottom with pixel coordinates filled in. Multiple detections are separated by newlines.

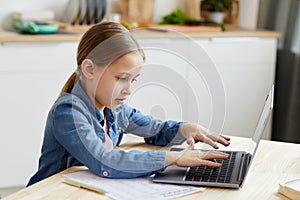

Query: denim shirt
left=27, top=81, right=185, bottom=186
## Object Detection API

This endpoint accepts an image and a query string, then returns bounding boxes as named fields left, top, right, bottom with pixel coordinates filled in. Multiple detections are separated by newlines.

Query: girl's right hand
left=165, top=149, right=229, bottom=168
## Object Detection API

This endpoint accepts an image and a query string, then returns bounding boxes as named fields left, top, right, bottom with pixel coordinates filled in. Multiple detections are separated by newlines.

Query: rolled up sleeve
left=52, top=101, right=166, bottom=178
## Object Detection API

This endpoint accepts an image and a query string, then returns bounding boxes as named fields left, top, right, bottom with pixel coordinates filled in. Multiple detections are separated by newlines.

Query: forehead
left=106, top=52, right=143, bottom=74
left=86, top=33, right=142, bottom=67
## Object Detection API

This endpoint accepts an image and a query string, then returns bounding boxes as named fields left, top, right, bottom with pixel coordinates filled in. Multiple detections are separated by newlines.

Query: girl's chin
left=108, top=103, right=122, bottom=110
left=105, top=100, right=125, bottom=110
left=112, top=104, right=121, bottom=109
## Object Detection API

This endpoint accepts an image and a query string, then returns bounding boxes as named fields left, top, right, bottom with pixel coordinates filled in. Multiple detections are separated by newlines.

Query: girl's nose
left=122, top=83, right=131, bottom=95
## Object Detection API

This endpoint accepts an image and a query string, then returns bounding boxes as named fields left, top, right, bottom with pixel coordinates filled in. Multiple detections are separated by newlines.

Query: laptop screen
left=239, top=85, right=274, bottom=187
left=247, top=85, right=274, bottom=156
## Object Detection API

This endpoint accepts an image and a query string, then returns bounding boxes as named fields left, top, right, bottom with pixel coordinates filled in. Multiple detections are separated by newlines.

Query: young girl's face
left=94, top=51, right=143, bottom=111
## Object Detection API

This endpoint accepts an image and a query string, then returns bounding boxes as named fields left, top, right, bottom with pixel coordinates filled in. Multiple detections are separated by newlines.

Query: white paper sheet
left=285, top=179, right=300, bottom=192
left=63, top=170, right=205, bottom=200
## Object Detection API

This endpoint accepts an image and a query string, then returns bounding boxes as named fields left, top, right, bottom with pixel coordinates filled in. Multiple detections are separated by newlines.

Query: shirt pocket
left=117, top=117, right=129, bottom=130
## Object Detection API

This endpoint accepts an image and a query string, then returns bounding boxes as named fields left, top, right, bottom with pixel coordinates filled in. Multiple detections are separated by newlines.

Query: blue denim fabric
left=27, top=81, right=185, bottom=186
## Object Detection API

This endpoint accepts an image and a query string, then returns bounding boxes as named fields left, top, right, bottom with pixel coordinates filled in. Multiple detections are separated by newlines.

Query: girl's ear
left=81, top=59, right=95, bottom=80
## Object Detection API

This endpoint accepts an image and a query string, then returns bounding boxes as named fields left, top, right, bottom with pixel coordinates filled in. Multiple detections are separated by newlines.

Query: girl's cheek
left=112, top=82, right=124, bottom=95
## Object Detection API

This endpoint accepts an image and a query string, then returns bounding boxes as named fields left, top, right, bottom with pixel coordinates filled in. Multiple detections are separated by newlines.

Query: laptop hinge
left=237, top=153, right=252, bottom=183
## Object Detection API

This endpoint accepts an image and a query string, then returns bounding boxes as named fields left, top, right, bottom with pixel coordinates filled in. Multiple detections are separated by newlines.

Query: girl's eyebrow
left=117, top=72, right=140, bottom=78
left=117, top=72, right=131, bottom=76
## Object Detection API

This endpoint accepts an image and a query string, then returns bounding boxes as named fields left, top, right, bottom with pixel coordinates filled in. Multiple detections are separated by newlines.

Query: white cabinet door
left=0, top=42, right=77, bottom=187
left=131, top=39, right=192, bottom=122
left=134, top=37, right=276, bottom=140
left=194, top=38, right=277, bottom=139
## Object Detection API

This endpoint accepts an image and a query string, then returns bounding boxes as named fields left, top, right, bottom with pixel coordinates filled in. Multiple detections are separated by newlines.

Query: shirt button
left=102, top=170, right=109, bottom=177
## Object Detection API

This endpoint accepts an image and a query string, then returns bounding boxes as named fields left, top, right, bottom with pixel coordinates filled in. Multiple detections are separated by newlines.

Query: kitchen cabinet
left=192, top=37, right=276, bottom=139
left=0, top=35, right=277, bottom=187
left=130, top=38, right=276, bottom=141
left=0, top=42, right=76, bottom=187
left=129, top=39, right=190, bottom=122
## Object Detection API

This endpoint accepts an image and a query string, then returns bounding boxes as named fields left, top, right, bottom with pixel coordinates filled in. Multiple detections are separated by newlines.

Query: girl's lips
left=115, top=98, right=126, bottom=104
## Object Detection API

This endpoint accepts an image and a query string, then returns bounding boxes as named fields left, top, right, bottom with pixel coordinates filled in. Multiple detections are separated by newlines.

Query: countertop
left=0, top=26, right=281, bottom=43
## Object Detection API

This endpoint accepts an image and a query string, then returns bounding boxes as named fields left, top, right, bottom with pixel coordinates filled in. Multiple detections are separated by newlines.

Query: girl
left=28, top=22, right=230, bottom=186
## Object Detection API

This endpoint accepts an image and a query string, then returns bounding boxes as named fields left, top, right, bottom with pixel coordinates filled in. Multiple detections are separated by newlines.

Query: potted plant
left=201, top=0, right=233, bottom=23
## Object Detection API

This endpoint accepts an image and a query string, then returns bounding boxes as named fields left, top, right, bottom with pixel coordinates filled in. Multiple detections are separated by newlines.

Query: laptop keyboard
left=184, top=151, right=237, bottom=183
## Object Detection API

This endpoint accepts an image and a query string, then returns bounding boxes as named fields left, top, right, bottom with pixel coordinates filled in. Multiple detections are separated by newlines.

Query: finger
left=186, top=137, right=195, bottom=150
left=207, top=134, right=230, bottom=147
left=201, top=136, right=219, bottom=149
left=200, top=151, right=229, bottom=160
left=222, top=135, right=231, bottom=141
left=199, top=160, right=221, bottom=167
left=192, top=129, right=221, bottom=148
left=219, top=135, right=231, bottom=146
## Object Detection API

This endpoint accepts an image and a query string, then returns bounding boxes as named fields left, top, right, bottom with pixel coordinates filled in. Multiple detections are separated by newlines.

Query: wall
left=258, top=0, right=300, bottom=143
left=0, top=0, right=69, bottom=28
left=0, top=0, right=183, bottom=28
left=239, top=0, right=260, bottom=29
left=0, top=0, right=258, bottom=29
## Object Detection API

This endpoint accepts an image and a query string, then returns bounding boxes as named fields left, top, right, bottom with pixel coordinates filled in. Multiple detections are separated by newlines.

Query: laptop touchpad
left=154, top=166, right=187, bottom=181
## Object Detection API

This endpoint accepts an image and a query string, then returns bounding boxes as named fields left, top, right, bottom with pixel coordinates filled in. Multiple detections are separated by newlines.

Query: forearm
left=119, top=105, right=185, bottom=146
left=90, top=149, right=166, bottom=178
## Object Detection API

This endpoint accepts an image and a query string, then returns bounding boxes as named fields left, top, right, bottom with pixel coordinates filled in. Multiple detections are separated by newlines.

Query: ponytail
left=59, top=72, right=77, bottom=96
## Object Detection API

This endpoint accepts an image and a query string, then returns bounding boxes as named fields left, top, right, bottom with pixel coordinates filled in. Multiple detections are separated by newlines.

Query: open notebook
left=63, top=170, right=204, bottom=200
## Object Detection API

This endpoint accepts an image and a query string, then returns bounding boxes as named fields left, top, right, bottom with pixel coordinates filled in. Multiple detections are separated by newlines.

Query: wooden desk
left=4, top=136, right=300, bottom=200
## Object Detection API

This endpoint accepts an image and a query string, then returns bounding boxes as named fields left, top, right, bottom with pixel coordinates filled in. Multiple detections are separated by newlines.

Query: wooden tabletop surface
left=3, top=135, right=300, bottom=200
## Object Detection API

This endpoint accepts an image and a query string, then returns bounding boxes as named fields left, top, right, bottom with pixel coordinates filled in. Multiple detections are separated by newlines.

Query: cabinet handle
left=1, top=42, right=64, bottom=47
left=210, top=37, right=261, bottom=43
left=137, top=39, right=172, bottom=46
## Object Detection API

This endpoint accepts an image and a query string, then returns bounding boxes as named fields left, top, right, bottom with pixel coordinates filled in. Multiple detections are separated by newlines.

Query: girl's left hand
left=180, top=123, right=230, bottom=149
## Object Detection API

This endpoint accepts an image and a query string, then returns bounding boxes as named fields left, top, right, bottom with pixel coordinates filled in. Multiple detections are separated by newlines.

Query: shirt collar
left=95, top=107, right=115, bottom=124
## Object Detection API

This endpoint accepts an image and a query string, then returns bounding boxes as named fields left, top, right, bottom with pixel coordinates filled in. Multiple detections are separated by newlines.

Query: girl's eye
left=117, top=77, right=127, bottom=81
left=117, top=77, right=137, bottom=83
left=117, top=76, right=138, bottom=83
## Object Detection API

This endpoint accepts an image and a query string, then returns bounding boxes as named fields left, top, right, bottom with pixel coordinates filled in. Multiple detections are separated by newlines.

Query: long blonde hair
left=59, top=22, right=144, bottom=95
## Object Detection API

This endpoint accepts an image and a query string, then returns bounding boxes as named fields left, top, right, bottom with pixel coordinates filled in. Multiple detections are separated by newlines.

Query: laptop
left=153, top=85, right=274, bottom=188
